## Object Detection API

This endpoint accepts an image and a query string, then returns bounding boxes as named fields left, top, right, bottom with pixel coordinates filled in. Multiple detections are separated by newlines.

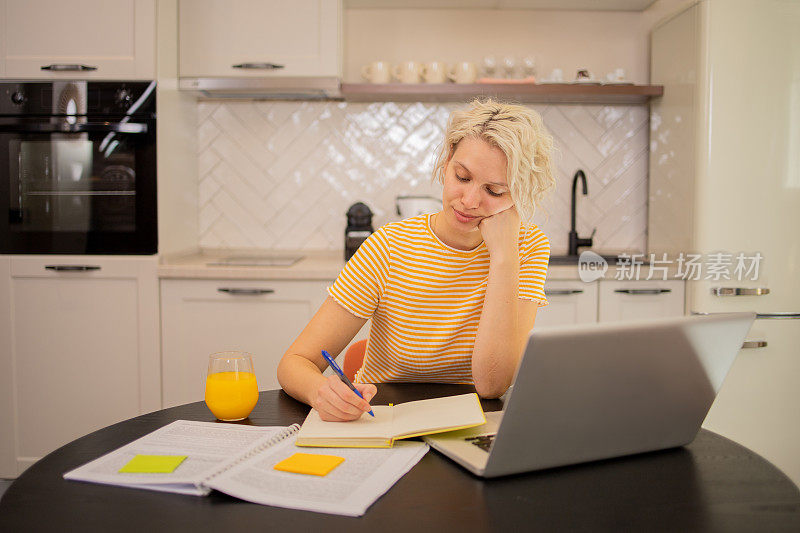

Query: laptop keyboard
left=465, top=434, right=495, bottom=452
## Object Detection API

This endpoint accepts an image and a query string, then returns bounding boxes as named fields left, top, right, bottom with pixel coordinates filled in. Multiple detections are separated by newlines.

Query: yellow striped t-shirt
left=328, top=214, right=550, bottom=385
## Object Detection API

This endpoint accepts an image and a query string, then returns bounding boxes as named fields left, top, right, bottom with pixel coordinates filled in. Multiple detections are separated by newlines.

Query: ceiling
left=345, top=0, right=658, bottom=11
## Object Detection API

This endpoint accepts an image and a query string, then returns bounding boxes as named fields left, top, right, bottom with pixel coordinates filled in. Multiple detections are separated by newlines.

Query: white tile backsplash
left=196, top=101, right=648, bottom=253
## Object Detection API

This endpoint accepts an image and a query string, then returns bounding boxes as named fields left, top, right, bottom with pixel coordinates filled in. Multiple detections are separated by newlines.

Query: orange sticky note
left=273, top=453, right=344, bottom=476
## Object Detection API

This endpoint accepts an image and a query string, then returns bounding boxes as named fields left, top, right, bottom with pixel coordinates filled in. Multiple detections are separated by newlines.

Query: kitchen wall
left=191, top=1, right=692, bottom=255
left=196, top=100, right=648, bottom=254
left=345, top=1, right=690, bottom=84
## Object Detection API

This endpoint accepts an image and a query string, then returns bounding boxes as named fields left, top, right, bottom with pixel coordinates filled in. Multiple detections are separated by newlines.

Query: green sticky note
left=119, top=454, right=187, bottom=474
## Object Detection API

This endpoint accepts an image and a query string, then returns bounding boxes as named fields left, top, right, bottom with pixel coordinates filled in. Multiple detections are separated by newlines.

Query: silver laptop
left=423, top=312, right=755, bottom=478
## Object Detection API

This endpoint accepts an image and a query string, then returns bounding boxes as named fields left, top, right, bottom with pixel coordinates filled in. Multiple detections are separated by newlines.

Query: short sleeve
left=518, top=225, right=550, bottom=307
left=327, top=228, right=391, bottom=319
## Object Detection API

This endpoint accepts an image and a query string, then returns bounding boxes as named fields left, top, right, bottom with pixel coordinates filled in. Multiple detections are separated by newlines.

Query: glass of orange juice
left=204, top=351, right=259, bottom=421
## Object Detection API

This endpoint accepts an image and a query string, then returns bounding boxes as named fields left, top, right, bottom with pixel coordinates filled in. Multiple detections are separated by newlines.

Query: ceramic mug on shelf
left=421, top=61, right=448, bottom=83
left=548, top=68, right=564, bottom=82
left=447, top=62, right=478, bottom=84
left=605, top=67, right=627, bottom=83
left=361, top=61, right=392, bottom=83
left=392, top=61, right=423, bottom=83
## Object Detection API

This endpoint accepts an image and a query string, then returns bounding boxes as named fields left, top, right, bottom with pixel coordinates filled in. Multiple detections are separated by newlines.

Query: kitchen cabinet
left=536, top=281, right=598, bottom=328
left=598, top=280, right=685, bottom=322
left=0, top=255, right=160, bottom=477
left=0, top=0, right=155, bottom=80
left=536, top=279, right=685, bottom=328
left=160, top=278, right=332, bottom=408
left=178, top=0, right=341, bottom=78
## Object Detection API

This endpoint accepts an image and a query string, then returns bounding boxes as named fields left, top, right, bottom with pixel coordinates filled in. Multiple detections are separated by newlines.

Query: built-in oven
left=0, top=81, right=157, bottom=254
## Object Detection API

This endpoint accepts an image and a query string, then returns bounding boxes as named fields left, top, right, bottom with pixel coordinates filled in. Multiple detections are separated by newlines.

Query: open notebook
left=296, top=393, right=486, bottom=448
left=63, top=420, right=428, bottom=517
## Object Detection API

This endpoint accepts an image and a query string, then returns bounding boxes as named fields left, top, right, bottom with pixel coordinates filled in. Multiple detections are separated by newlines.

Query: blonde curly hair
left=432, top=99, right=556, bottom=222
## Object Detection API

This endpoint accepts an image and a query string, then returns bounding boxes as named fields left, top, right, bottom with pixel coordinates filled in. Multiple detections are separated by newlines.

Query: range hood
left=179, top=77, right=341, bottom=100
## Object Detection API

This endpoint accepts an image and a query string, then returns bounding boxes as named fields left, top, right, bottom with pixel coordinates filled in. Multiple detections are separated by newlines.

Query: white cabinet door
left=0, top=0, right=155, bottom=79
left=3, top=255, right=160, bottom=476
left=535, top=281, right=598, bottom=328
left=178, top=0, right=341, bottom=77
left=160, top=278, right=331, bottom=408
left=598, top=280, right=685, bottom=322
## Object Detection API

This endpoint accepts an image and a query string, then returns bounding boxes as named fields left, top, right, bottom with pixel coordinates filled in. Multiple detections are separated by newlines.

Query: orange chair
left=342, top=339, right=367, bottom=381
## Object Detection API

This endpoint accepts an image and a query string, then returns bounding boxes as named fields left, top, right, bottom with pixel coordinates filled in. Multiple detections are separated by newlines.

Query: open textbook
left=63, top=420, right=428, bottom=517
left=296, top=393, right=486, bottom=448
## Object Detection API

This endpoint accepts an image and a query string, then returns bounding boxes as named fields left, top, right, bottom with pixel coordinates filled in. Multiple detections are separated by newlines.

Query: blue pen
left=321, top=350, right=375, bottom=417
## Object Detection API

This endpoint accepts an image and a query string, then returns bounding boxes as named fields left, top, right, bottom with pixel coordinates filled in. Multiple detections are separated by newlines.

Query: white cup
left=548, top=68, right=564, bottom=82
left=605, top=68, right=627, bottom=82
left=361, top=61, right=392, bottom=84
left=392, top=61, right=423, bottom=84
left=447, top=62, right=478, bottom=84
left=421, top=61, right=448, bottom=84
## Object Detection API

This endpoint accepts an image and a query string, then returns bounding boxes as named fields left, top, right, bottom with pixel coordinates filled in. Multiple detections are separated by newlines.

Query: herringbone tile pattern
left=197, top=101, right=648, bottom=253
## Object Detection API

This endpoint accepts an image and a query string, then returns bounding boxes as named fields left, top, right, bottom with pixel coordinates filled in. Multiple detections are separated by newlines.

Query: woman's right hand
left=312, top=375, right=377, bottom=422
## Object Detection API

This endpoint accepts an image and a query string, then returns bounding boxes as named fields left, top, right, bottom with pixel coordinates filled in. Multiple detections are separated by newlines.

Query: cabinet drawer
left=598, top=280, right=685, bottom=322
left=160, top=279, right=332, bottom=408
left=10, top=255, right=153, bottom=278
left=536, top=281, right=598, bottom=328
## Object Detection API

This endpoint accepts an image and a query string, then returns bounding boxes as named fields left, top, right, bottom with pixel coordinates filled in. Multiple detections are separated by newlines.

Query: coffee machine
left=345, top=202, right=374, bottom=261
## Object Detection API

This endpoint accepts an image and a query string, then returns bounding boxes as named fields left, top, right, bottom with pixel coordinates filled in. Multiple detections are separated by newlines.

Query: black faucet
left=568, top=170, right=595, bottom=256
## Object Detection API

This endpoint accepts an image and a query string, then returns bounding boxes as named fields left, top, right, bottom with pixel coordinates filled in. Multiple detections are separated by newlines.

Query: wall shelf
left=341, top=83, right=663, bottom=104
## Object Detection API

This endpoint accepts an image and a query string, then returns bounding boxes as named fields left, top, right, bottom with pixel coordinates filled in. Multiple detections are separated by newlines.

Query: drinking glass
left=501, top=56, right=517, bottom=78
left=204, top=351, right=259, bottom=421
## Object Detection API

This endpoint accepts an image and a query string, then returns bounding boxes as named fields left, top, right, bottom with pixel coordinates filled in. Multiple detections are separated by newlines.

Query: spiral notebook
left=63, top=420, right=428, bottom=516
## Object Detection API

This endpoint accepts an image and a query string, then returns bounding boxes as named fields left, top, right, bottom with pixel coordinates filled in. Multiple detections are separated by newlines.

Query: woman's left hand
left=479, top=205, right=521, bottom=261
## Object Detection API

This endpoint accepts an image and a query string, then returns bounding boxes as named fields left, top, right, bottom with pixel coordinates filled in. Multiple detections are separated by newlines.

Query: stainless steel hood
left=178, top=77, right=341, bottom=100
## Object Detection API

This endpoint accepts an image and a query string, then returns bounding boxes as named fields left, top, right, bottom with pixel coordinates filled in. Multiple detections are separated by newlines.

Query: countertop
left=159, top=249, right=684, bottom=282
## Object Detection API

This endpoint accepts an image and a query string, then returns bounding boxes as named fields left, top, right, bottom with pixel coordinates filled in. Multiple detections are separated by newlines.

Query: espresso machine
left=345, top=202, right=374, bottom=261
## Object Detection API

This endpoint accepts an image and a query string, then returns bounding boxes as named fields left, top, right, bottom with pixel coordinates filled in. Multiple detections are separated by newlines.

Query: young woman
left=277, top=99, right=555, bottom=421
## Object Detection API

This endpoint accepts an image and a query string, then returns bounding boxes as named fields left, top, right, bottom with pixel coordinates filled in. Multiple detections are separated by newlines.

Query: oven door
left=0, top=116, right=156, bottom=254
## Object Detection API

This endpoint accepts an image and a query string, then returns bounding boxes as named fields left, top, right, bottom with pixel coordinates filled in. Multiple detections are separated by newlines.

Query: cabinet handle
left=741, top=340, right=768, bottom=349
left=231, top=62, right=285, bottom=70
left=45, top=265, right=101, bottom=272
left=4, top=122, right=148, bottom=134
left=614, top=288, right=672, bottom=295
left=754, top=312, right=800, bottom=320
left=40, top=64, right=98, bottom=71
left=712, top=287, right=770, bottom=296
left=692, top=311, right=800, bottom=320
left=217, top=288, right=275, bottom=296
left=544, top=289, right=584, bottom=295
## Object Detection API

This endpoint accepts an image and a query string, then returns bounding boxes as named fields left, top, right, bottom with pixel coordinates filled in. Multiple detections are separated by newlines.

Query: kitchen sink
left=207, top=255, right=303, bottom=267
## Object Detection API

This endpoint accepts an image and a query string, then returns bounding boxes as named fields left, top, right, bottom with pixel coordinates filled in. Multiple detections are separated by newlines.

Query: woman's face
left=440, top=136, right=514, bottom=239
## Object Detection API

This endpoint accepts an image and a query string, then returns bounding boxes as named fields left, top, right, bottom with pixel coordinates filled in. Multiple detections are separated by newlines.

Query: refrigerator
left=650, top=0, right=800, bottom=487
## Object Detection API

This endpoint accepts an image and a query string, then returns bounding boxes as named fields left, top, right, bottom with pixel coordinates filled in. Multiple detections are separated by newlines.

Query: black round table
left=1, top=384, right=799, bottom=532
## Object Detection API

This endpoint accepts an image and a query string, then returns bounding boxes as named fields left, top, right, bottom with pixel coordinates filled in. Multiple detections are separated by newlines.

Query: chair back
left=343, top=339, right=367, bottom=381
